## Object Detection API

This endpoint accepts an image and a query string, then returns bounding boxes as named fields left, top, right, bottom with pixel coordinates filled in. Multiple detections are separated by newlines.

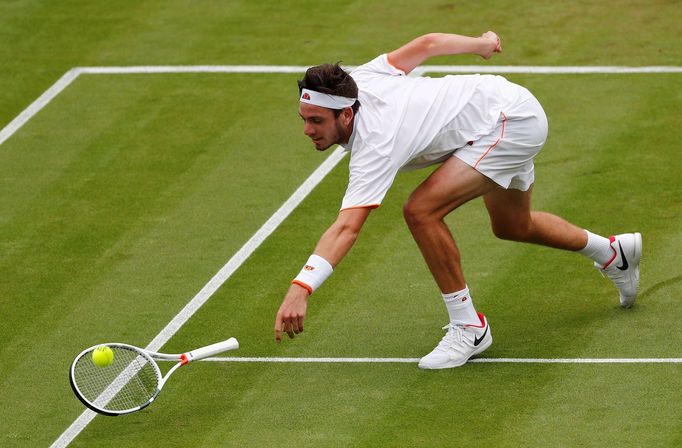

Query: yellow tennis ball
left=92, top=346, right=114, bottom=367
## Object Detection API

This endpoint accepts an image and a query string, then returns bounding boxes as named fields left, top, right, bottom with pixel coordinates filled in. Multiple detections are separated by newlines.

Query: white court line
left=77, top=65, right=682, bottom=75
left=199, top=357, right=682, bottom=364
left=0, top=68, right=82, bottom=146
left=78, top=65, right=313, bottom=74
left=416, top=65, right=682, bottom=75
left=3, top=64, right=682, bottom=148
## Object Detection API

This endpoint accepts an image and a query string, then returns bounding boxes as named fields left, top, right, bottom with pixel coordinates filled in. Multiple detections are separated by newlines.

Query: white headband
left=300, top=88, right=356, bottom=110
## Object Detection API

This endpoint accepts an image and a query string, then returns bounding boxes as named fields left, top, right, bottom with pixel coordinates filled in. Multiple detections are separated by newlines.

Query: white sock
left=442, top=285, right=479, bottom=325
left=578, top=230, right=614, bottom=267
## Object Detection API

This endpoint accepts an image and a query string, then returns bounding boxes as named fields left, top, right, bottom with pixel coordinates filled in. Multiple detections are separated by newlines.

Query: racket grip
left=185, top=337, right=239, bottom=362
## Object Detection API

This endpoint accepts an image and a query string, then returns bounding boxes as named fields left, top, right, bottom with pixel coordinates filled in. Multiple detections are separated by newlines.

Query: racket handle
left=184, top=337, right=239, bottom=363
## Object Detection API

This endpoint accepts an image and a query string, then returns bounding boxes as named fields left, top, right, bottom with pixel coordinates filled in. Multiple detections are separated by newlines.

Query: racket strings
left=73, top=346, right=160, bottom=412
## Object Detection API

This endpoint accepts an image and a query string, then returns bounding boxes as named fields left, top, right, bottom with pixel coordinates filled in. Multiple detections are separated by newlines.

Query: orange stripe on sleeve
left=340, top=204, right=381, bottom=212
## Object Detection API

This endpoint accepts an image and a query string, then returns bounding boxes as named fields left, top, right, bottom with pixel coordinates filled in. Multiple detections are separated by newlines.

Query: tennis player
left=274, top=31, right=642, bottom=369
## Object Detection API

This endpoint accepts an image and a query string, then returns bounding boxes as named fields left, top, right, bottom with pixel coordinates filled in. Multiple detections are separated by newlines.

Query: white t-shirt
left=340, top=54, right=526, bottom=210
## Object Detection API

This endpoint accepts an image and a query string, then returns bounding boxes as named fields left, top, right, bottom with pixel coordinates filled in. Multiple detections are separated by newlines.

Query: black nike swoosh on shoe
left=474, top=325, right=489, bottom=347
left=616, top=241, right=629, bottom=271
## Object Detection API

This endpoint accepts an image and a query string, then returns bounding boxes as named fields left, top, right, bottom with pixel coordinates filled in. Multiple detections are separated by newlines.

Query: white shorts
left=453, top=93, right=548, bottom=191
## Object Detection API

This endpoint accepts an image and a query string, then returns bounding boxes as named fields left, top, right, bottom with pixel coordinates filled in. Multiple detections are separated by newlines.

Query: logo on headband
left=299, top=88, right=356, bottom=109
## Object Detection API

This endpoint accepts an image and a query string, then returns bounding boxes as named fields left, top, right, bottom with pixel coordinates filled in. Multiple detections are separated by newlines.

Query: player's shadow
left=638, top=274, right=682, bottom=302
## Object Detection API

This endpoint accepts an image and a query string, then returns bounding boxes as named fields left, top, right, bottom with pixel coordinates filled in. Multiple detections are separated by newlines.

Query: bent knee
left=402, top=200, right=420, bottom=227
left=491, top=222, right=532, bottom=242
left=403, top=199, right=434, bottom=228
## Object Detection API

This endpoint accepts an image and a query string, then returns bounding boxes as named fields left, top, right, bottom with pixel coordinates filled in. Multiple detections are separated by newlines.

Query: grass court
left=1, top=1, right=681, bottom=446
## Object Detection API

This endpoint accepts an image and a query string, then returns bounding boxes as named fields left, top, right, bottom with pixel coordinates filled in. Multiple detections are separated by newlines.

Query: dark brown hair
left=298, top=63, right=360, bottom=115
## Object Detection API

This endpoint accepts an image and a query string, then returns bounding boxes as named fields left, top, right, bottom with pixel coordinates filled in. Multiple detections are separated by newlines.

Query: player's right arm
left=387, top=31, right=502, bottom=74
left=274, top=206, right=372, bottom=342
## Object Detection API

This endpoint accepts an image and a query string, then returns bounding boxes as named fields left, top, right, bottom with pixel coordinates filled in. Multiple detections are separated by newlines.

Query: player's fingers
left=483, top=31, right=501, bottom=53
left=289, top=316, right=302, bottom=335
left=285, top=319, right=296, bottom=339
left=494, top=33, right=502, bottom=52
left=274, top=314, right=284, bottom=342
left=297, top=315, right=304, bottom=333
left=280, top=316, right=293, bottom=339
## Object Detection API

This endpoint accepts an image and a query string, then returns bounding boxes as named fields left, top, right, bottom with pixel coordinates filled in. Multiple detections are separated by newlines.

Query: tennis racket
left=70, top=337, right=239, bottom=416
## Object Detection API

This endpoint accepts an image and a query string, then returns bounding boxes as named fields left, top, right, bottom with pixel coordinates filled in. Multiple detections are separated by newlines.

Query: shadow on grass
left=638, top=274, right=682, bottom=302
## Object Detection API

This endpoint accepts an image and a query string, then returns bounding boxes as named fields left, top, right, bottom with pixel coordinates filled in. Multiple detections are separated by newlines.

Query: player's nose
left=303, top=122, right=315, bottom=137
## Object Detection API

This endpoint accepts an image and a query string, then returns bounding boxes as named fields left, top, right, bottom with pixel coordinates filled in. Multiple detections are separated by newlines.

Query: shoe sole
left=620, top=232, right=642, bottom=308
left=418, top=334, right=493, bottom=370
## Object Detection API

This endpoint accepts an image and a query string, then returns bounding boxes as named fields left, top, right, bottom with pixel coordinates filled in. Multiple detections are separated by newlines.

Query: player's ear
left=340, top=107, right=353, bottom=126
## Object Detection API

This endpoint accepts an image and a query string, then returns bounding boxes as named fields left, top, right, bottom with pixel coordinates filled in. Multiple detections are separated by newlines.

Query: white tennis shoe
left=418, top=313, right=492, bottom=370
left=596, top=232, right=642, bottom=308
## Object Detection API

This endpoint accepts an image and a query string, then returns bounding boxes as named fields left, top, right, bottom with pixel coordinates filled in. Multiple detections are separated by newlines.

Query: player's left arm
left=274, top=206, right=373, bottom=342
left=387, top=31, right=502, bottom=74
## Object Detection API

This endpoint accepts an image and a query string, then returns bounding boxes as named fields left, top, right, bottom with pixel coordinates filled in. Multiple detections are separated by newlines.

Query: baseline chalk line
left=77, top=65, right=682, bottom=75
left=4, top=64, right=681, bottom=147
left=198, top=357, right=682, bottom=364
left=415, top=65, right=682, bottom=75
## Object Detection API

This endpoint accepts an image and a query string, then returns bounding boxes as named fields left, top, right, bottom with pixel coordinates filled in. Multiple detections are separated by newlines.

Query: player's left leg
left=483, top=185, right=587, bottom=250
left=483, top=186, right=642, bottom=307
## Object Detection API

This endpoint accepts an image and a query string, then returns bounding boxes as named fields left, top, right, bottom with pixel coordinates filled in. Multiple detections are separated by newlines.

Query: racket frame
left=69, top=338, right=238, bottom=416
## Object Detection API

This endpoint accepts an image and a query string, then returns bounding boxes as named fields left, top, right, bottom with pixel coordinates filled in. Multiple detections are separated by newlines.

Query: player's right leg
left=403, top=156, right=497, bottom=293
left=402, top=156, right=497, bottom=369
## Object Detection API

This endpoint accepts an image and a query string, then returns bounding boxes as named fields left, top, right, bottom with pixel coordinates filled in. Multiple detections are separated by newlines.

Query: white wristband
left=292, top=254, right=333, bottom=295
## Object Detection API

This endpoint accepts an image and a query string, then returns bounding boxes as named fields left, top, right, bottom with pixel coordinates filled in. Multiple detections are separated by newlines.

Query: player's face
left=299, top=103, right=348, bottom=151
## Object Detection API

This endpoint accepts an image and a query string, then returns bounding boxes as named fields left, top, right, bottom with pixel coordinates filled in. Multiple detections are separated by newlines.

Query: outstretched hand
left=479, top=31, right=502, bottom=59
left=274, top=284, right=309, bottom=342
